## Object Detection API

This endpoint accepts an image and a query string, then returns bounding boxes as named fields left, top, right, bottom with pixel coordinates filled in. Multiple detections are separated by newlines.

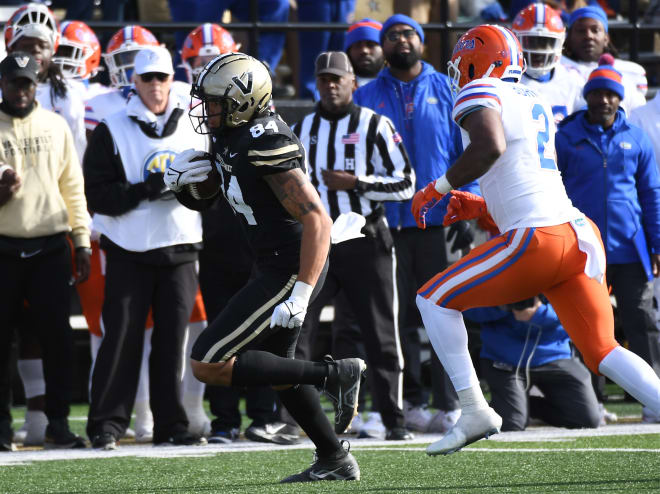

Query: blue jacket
left=354, top=62, right=478, bottom=229
left=465, top=304, right=572, bottom=367
left=556, top=109, right=660, bottom=266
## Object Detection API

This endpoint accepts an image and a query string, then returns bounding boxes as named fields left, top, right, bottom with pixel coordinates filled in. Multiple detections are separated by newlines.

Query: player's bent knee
left=190, top=358, right=235, bottom=387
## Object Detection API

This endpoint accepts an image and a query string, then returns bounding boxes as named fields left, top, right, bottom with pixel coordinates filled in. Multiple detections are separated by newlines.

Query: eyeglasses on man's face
left=140, top=72, right=169, bottom=82
left=385, top=29, right=418, bottom=42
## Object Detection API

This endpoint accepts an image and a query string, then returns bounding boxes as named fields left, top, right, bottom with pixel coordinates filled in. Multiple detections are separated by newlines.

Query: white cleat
left=426, top=407, right=502, bottom=456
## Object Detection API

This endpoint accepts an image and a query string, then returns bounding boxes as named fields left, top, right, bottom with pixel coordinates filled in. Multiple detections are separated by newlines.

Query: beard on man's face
left=386, top=49, right=421, bottom=70
left=353, top=55, right=385, bottom=78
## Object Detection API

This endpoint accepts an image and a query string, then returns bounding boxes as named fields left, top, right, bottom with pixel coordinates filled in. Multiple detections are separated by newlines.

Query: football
left=185, top=155, right=221, bottom=200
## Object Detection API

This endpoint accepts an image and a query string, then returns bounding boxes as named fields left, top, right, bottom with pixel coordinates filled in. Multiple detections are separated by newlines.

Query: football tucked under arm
left=164, top=149, right=220, bottom=199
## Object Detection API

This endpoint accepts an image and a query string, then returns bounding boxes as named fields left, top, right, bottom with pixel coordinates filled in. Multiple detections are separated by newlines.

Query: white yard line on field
left=1, top=423, right=659, bottom=466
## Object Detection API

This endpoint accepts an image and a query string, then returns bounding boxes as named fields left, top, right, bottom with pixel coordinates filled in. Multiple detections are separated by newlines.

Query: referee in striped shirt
left=292, top=52, right=415, bottom=440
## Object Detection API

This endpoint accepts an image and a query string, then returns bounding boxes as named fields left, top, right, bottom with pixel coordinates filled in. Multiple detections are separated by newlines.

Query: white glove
left=270, top=281, right=314, bottom=329
left=164, top=149, right=214, bottom=192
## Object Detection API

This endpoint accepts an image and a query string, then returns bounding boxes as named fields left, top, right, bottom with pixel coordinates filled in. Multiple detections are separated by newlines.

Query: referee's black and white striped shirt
left=292, top=102, right=415, bottom=221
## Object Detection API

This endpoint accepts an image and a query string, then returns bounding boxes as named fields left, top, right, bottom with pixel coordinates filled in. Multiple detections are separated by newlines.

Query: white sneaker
left=122, top=428, right=136, bottom=439
left=403, top=402, right=432, bottom=432
left=134, top=413, right=154, bottom=444
left=358, top=412, right=386, bottom=439
left=427, top=409, right=462, bottom=433
left=188, top=414, right=212, bottom=437
left=426, top=407, right=502, bottom=456
left=23, top=410, right=48, bottom=446
left=598, top=403, right=618, bottom=426
left=348, top=413, right=364, bottom=434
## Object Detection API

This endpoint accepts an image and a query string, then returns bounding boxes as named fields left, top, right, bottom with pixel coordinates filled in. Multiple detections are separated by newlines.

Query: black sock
left=278, top=385, right=342, bottom=458
left=231, top=350, right=328, bottom=387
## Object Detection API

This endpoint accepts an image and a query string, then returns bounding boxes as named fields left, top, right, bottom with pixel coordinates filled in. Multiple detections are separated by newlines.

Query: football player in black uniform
left=164, top=53, right=365, bottom=483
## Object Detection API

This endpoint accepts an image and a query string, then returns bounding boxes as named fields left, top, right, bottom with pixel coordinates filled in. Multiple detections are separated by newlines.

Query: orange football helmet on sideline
left=512, top=3, right=565, bottom=78
left=447, top=24, right=525, bottom=97
left=181, top=23, right=238, bottom=83
left=3, top=2, right=59, bottom=50
left=53, top=20, right=101, bottom=80
left=104, top=25, right=159, bottom=88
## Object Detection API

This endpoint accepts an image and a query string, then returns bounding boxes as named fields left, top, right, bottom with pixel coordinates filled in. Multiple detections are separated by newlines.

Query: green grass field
left=1, top=399, right=659, bottom=494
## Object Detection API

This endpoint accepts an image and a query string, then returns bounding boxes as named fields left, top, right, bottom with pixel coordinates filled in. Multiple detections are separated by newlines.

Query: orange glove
left=477, top=214, right=500, bottom=237
left=411, top=180, right=445, bottom=229
left=442, top=190, right=488, bottom=225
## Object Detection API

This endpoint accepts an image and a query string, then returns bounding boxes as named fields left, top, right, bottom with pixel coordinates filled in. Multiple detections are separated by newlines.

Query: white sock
left=457, top=386, right=489, bottom=413
left=416, top=295, right=481, bottom=392
left=182, top=321, right=207, bottom=415
left=135, top=329, right=152, bottom=404
left=599, top=346, right=660, bottom=415
left=17, top=359, right=45, bottom=398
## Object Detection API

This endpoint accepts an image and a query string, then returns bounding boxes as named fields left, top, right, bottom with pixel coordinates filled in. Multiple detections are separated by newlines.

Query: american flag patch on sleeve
left=392, top=132, right=402, bottom=143
left=341, top=133, right=360, bottom=144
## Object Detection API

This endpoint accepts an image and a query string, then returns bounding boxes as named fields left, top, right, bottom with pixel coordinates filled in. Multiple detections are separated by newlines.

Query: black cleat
left=386, top=427, right=415, bottom=440
left=322, top=355, right=367, bottom=434
left=91, top=432, right=117, bottom=450
left=280, top=441, right=360, bottom=483
left=44, top=419, right=86, bottom=449
left=153, top=431, right=207, bottom=446
left=244, top=422, right=301, bottom=445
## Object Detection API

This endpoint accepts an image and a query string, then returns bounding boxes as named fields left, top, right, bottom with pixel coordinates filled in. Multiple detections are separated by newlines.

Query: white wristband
left=0, top=164, right=12, bottom=177
left=290, top=280, right=313, bottom=305
left=434, top=175, right=452, bottom=194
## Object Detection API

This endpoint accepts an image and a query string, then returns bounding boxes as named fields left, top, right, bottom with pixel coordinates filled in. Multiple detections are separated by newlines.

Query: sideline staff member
left=0, top=52, right=90, bottom=450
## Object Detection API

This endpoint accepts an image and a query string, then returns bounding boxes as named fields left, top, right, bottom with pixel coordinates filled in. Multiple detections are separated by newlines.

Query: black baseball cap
left=315, top=51, right=354, bottom=77
left=0, top=52, right=39, bottom=83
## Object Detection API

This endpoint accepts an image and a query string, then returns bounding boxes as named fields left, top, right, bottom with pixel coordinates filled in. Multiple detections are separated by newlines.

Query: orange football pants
left=75, top=241, right=207, bottom=337
left=418, top=221, right=618, bottom=373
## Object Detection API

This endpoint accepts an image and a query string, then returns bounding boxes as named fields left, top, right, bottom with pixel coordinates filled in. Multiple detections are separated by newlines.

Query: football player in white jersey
left=84, top=26, right=160, bottom=135
left=4, top=3, right=86, bottom=158
left=412, top=24, right=660, bottom=456
left=561, top=5, right=647, bottom=113
left=513, top=3, right=585, bottom=123
left=53, top=20, right=113, bottom=103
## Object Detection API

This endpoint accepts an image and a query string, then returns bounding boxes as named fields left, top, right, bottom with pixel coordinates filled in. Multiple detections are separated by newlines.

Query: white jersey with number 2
left=452, top=77, right=578, bottom=234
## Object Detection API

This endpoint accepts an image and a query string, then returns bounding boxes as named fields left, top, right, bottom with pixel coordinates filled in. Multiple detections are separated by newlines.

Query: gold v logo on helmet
left=232, top=72, right=253, bottom=95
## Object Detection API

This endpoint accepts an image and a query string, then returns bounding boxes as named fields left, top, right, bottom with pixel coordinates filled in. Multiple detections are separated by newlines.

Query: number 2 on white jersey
left=532, top=103, right=558, bottom=170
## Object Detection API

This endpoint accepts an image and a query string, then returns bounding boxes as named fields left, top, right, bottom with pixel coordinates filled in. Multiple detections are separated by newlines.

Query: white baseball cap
left=134, top=46, right=174, bottom=75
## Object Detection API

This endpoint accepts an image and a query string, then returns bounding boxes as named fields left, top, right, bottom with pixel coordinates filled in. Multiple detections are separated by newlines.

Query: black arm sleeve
left=83, top=123, right=149, bottom=216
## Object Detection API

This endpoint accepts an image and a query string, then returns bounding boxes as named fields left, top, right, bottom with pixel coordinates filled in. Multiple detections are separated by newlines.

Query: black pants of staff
left=87, top=256, right=197, bottom=441
left=198, top=250, right=277, bottom=431
left=392, top=226, right=460, bottom=412
left=0, top=240, right=74, bottom=422
left=296, top=234, right=405, bottom=430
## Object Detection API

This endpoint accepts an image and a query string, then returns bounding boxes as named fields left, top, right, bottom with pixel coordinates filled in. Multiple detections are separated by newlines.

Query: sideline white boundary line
left=1, top=423, right=659, bottom=466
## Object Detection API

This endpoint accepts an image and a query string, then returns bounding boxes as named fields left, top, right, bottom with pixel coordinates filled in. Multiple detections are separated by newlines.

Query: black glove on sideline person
left=447, top=220, right=474, bottom=253
left=143, top=172, right=168, bottom=200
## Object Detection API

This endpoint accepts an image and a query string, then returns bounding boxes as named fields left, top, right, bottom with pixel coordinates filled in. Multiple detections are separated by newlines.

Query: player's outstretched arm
left=265, top=167, right=332, bottom=287
left=266, top=167, right=332, bottom=328
left=446, top=108, right=506, bottom=189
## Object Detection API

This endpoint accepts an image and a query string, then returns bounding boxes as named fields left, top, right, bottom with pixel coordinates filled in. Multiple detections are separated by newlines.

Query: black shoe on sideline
left=154, top=431, right=207, bottom=446
left=322, top=355, right=367, bottom=434
left=207, top=428, right=239, bottom=444
left=281, top=440, right=360, bottom=483
left=386, top=427, right=415, bottom=441
left=245, top=422, right=301, bottom=445
left=44, top=419, right=86, bottom=449
left=0, top=421, right=15, bottom=452
left=91, top=432, right=118, bottom=450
